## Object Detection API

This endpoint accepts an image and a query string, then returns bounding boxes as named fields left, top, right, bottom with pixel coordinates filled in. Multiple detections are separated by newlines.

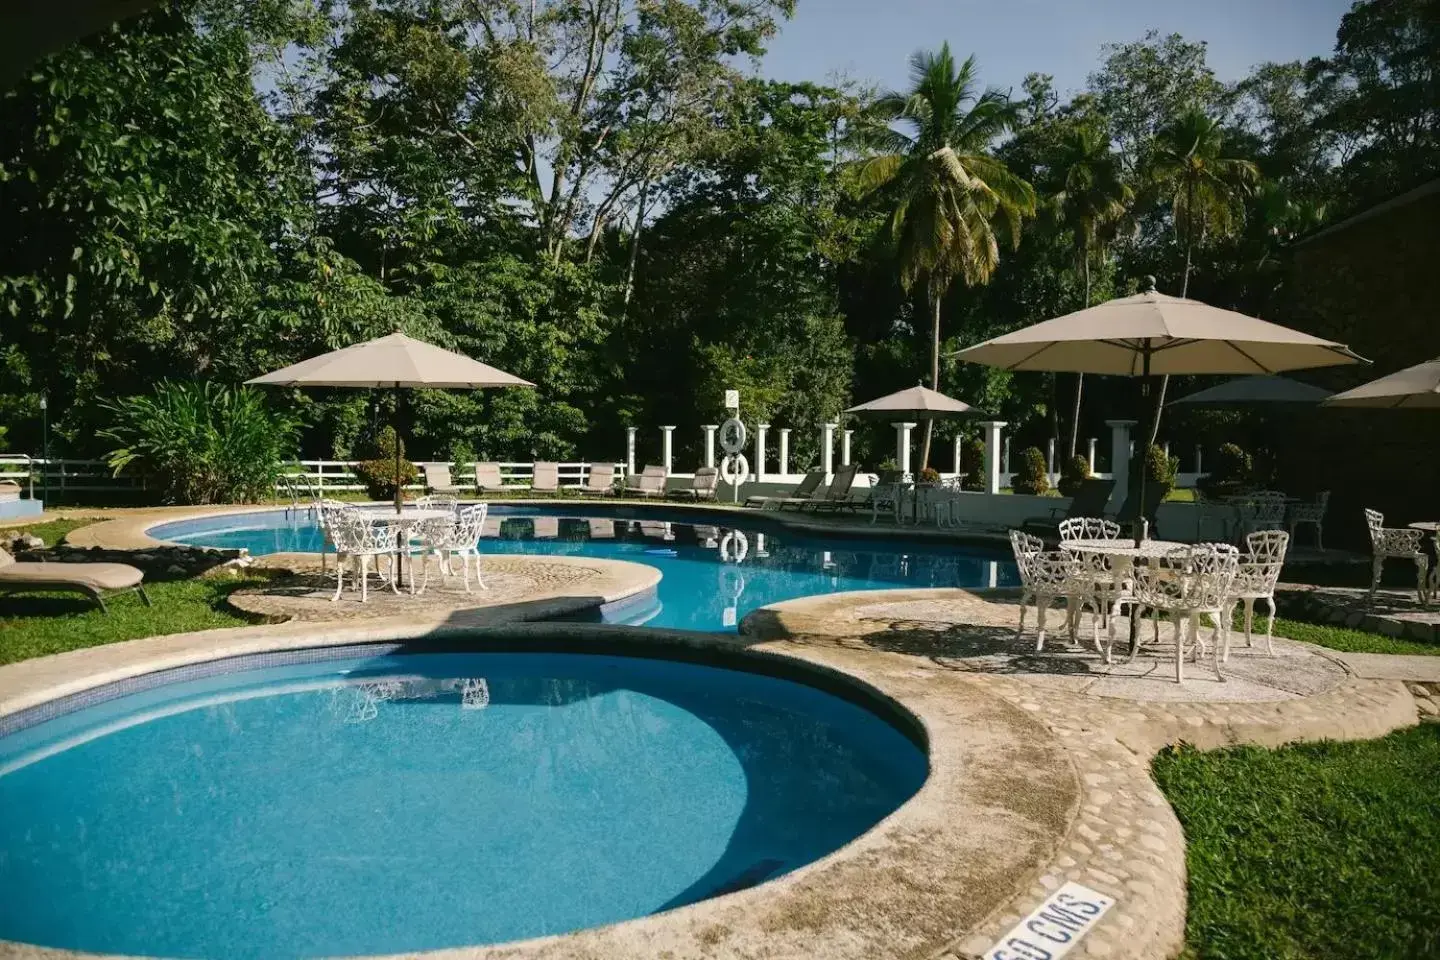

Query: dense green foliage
left=1012, top=446, right=1050, bottom=495
left=100, top=381, right=299, bottom=503
left=1057, top=454, right=1091, bottom=496
left=2, top=0, right=1436, bottom=472
left=353, top=426, right=418, bottom=502
left=1155, top=726, right=1440, bottom=959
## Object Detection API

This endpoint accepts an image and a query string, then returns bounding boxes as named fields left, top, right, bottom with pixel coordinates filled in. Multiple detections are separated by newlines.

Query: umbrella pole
left=393, top=385, right=403, bottom=514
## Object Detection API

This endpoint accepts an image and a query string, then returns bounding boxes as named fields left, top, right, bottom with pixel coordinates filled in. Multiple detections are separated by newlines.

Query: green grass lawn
left=1154, top=724, right=1440, bottom=960
left=1269, top=614, right=1440, bottom=656
left=0, top=576, right=271, bottom=665
left=0, top=516, right=101, bottom=547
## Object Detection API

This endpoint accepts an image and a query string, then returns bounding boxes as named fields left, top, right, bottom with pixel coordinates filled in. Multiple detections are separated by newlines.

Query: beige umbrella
left=1321, top=357, right=1440, bottom=409
left=1171, top=375, right=1334, bottom=408
left=249, top=331, right=534, bottom=510
left=845, top=384, right=989, bottom=420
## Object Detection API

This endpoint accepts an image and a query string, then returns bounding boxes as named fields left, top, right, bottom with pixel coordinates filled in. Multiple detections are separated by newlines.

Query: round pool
left=0, top=648, right=927, bottom=958
left=151, top=505, right=1018, bottom=631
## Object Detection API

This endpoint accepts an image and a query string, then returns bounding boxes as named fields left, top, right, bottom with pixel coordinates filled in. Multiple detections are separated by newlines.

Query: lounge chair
left=0, top=545, right=149, bottom=613
left=1021, top=478, right=1116, bottom=538
left=669, top=467, right=719, bottom=501
left=474, top=462, right=504, bottom=493
left=745, top=469, right=824, bottom=510
left=422, top=463, right=461, bottom=495
left=622, top=465, right=668, bottom=498
left=581, top=462, right=617, bottom=496
left=532, top=516, right=560, bottom=538
left=806, top=464, right=861, bottom=512
left=531, top=462, right=560, bottom=495
left=1110, top=481, right=1167, bottom=539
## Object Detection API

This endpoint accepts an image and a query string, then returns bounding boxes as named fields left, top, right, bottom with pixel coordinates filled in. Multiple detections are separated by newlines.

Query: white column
left=1003, top=436, right=1012, bottom=474
left=1087, top=437, right=1097, bottom=474
left=895, top=422, right=916, bottom=478
left=841, top=429, right=853, bottom=466
left=626, top=427, right=637, bottom=476
left=1194, top=444, right=1203, bottom=475
left=1107, top=419, right=1137, bottom=511
left=778, top=428, right=791, bottom=477
left=1047, top=437, right=1056, bottom=474
left=702, top=425, right=717, bottom=468
left=981, top=421, right=1007, bottom=495
left=755, top=423, right=769, bottom=482
left=822, top=423, right=837, bottom=480
left=660, top=426, right=675, bottom=477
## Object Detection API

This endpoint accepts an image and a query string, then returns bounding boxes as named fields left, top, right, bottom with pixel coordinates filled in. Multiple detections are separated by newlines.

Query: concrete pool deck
left=0, top=506, right=1426, bottom=960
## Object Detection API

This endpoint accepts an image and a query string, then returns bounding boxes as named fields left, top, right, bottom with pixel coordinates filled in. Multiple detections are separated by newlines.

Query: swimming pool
left=0, top=648, right=926, bottom=958
left=152, top=505, right=1018, bottom=631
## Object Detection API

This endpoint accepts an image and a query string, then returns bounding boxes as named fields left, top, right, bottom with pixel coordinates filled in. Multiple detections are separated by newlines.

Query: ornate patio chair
left=437, top=504, right=489, bottom=593
left=416, top=493, right=458, bottom=515
left=1364, top=508, right=1430, bottom=606
left=1223, top=530, right=1289, bottom=658
left=1287, top=491, right=1330, bottom=550
left=1236, top=491, right=1289, bottom=540
left=1057, top=517, right=1121, bottom=542
left=1010, top=530, right=1098, bottom=653
left=1128, top=543, right=1239, bottom=683
left=330, top=508, right=400, bottom=603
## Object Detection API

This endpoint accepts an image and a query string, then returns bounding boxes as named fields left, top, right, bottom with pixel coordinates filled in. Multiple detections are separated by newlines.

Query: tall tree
left=1049, top=126, right=1131, bottom=458
left=854, top=43, right=1035, bottom=468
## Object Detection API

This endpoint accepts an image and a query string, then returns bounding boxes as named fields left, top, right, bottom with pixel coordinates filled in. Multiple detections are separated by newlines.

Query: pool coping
left=0, top=622, right=1083, bottom=960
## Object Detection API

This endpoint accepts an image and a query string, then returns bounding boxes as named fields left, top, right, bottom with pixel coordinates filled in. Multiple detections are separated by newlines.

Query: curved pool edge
left=0, top=622, right=1083, bottom=960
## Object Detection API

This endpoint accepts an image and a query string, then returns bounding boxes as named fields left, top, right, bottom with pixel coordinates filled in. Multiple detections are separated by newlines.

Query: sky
left=759, top=0, right=1354, bottom=98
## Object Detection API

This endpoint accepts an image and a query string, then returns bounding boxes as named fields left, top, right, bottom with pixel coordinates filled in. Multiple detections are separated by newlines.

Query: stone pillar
left=1107, top=419, right=1137, bottom=511
left=895, top=422, right=916, bottom=479
left=980, top=421, right=1007, bottom=495
left=1194, top=444, right=1203, bottom=475
left=702, top=425, right=718, bottom=469
left=953, top=435, right=963, bottom=477
left=1047, top=437, right=1056, bottom=474
left=1003, top=436, right=1012, bottom=474
left=822, top=423, right=837, bottom=480
left=841, top=429, right=853, bottom=467
left=778, top=428, right=791, bottom=477
left=1087, top=437, right=1098, bottom=474
left=755, top=423, right=769, bottom=482
left=626, top=427, right=637, bottom=476
left=660, top=426, right=675, bottom=477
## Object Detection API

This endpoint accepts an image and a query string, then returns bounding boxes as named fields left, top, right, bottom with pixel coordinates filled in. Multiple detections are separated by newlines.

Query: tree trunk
left=1067, top=252, right=1091, bottom=459
left=621, top=182, right=650, bottom=310
left=919, top=290, right=941, bottom=471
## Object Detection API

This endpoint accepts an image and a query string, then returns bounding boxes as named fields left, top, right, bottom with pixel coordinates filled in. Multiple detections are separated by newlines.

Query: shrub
left=1145, top=444, right=1180, bottom=503
left=919, top=466, right=941, bottom=484
left=354, top=426, right=418, bottom=502
left=1012, top=446, right=1050, bottom=495
left=101, top=381, right=298, bottom=504
left=959, top=437, right=985, bottom=491
left=1197, top=442, right=1251, bottom=497
left=449, top=439, right=476, bottom=477
left=1057, top=454, right=1091, bottom=497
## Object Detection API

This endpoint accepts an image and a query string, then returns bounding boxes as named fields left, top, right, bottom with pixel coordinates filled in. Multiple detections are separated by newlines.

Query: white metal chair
left=1236, top=491, right=1289, bottom=540
left=1223, top=530, right=1289, bottom=658
left=1010, top=530, right=1098, bottom=652
left=316, top=498, right=353, bottom=574
left=1286, top=491, right=1329, bottom=550
left=416, top=493, right=458, bottom=514
left=1364, top=508, right=1430, bottom=606
left=436, top=504, right=489, bottom=593
left=403, top=513, right=458, bottom=595
left=330, top=509, right=400, bottom=603
left=1128, top=544, right=1239, bottom=682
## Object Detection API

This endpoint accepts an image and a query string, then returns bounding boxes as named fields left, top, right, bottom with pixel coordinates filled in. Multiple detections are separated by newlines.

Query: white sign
left=983, top=882, right=1116, bottom=960
left=724, top=389, right=740, bottom=410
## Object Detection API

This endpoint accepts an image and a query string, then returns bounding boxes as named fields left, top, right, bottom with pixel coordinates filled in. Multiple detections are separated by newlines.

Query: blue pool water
left=0, top=651, right=926, bottom=958
left=153, top=506, right=1018, bottom=631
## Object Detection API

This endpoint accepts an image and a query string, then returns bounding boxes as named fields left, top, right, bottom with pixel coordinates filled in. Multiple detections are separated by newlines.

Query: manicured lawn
left=1154, top=725, right=1440, bottom=960
left=0, top=576, right=271, bottom=665
left=1271, top=614, right=1440, bottom=657
left=0, top=516, right=101, bottom=547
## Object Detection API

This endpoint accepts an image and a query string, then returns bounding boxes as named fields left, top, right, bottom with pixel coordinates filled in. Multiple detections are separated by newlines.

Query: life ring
left=719, top=418, right=747, bottom=455
left=720, top=530, right=750, bottom=563
left=719, top=453, right=749, bottom=487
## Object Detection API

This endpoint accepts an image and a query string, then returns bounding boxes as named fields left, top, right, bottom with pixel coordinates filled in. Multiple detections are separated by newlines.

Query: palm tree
left=854, top=44, right=1036, bottom=469
left=1049, top=125, right=1132, bottom=459
left=1142, top=108, right=1259, bottom=444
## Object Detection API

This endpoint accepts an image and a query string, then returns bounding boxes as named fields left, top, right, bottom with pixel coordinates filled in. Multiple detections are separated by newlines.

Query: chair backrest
left=531, top=462, right=560, bottom=491
left=422, top=463, right=452, bottom=488
left=586, top=463, right=616, bottom=491
left=1313, top=490, right=1331, bottom=510
left=1135, top=544, right=1239, bottom=610
left=1239, top=530, right=1289, bottom=594
left=1008, top=529, right=1042, bottom=584
left=791, top=469, right=825, bottom=498
left=1065, top=478, right=1116, bottom=518
left=641, top=465, right=668, bottom=491
left=825, top=464, right=858, bottom=500
left=1364, top=507, right=1384, bottom=540
left=474, top=462, right=503, bottom=489
left=450, top=504, right=488, bottom=550
left=417, top=494, right=457, bottom=514
left=692, top=467, right=719, bottom=493
left=1058, top=517, right=1120, bottom=542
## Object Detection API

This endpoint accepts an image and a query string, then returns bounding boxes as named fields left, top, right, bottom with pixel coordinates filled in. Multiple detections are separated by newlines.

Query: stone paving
left=741, top=587, right=1420, bottom=960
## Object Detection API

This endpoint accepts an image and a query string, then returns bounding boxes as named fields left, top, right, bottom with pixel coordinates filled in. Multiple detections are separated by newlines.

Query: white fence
left=279, top=461, right=618, bottom=496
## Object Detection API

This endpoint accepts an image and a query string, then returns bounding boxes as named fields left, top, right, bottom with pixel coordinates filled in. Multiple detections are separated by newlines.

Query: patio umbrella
left=951, top=277, right=1365, bottom=536
left=1171, top=375, right=1334, bottom=408
left=1321, top=356, right=1440, bottom=408
left=844, top=383, right=989, bottom=421
left=249, top=331, right=533, bottom=511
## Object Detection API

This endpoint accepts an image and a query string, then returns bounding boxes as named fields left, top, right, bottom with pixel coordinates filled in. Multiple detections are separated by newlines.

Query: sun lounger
left=623, top=465, right=668, bottom=498
left=581, top=462, right=617, bottom=496
left=806, top=464, right=860, bottom=512
left=746, top=469, right=824, bottom=510
left=532, top=516, right=559, bottom=538
left=669, top=467, right=719, bottom=501
left=0, top=546, right=149, bottom=613
left=422, top=463, right=462, bottom=495
left=587, top=518, right=616, bottom=539
left=474, top=462, right=504, bottom=492
left=531, top=462, right=560, bottom=494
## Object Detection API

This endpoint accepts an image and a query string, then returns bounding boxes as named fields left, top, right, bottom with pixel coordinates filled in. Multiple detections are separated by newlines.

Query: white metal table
left=364, top=508, right=454, bottom=590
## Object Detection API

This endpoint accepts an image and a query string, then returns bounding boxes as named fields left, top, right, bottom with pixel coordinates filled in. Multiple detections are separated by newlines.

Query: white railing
left=281, top=460, right=621, bottom=495
left=0, top=456, right=144, bottom=495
